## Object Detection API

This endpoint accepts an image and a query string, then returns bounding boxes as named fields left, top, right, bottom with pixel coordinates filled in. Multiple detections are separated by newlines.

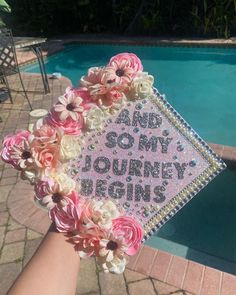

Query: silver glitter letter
left=95, top=179, right=107, bottom=197
left=144, top=161, right=160, bottom=178
left=81, top=155, right=92, bottom=172
left=115, top=109, right=131, bottom=126
left=113, top=159, right=128, bottom=176
left=105, top=132, right=117, bottom=148
left=127, top=183, right=133, bottom=201
left=135, top=184, right=151, bottom=202
left=138, top=134, right=158, bottom=152
left=93, top=157, right=111, bottom=174
left=173, top=162, right=188, bottom=179
left=129, top=159, right=143, bottom=176
left=148, top=113, right=162, bottom=128
left=158, top=137, right=173, bottom=153
left=132, top=111, right=148, bottom=128
left=108, top=181, right=125, bottom=199
left=153, top=186, right=166, bottom=203
left=117, top=133, right=134, bottom=149
left=81, top=179, right=93, bottom=196
left=162, top=162, right=173, bottom=179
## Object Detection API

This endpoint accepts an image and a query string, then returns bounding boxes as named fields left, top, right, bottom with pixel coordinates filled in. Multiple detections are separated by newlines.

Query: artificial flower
left=45, top=110, right=84, bottom=135
left=84, top=105, right=106, bottom=130
left=112, top=216, right=143, bottom=255
left=98, top=255, right=127, bottom=274
left=60, top=134, right=82, bottom=161
left=49, top=191, right=81, bottom=231
left=54, top=87, right=91, bottom=121
left=108, top=52, right=143, bottom=73
left=128, top=71, right=154, bottom=100
left=1, top=130, right=32, bottom=169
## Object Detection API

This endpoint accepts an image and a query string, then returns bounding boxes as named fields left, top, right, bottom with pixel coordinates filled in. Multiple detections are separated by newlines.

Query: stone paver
left=76, top=258, right=99, bottom=295
left=124, top=269, right=148, bottom=283
left=153, top=280, right=179, bottom=294
left=0, top=211, right=8, bottom=226
left=5, top=228, right=26, bottom=244
left=99, top=271, right=128, bottom=295
left=0, top=262, right=22, bottom=295
left=0, top=226, right=5, bottom=249
left=0, top=241, right=24, bottom=264
left=0, top=185, right=13, bottom=202
left=23, top=237, right=42, bottom=266
left=128, top=279, right=156, bottom=295
left=27, top=229, right=43, bottom=240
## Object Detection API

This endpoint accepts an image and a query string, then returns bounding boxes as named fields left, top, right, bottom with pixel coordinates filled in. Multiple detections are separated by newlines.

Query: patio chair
left=0, top=28, right=32, bottom=110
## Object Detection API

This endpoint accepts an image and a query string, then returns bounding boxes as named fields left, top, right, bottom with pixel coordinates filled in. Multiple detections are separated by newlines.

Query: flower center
left=66, top=103, right=76, bottom=111
left=21, top=150, right=31, bottom=159
left=52, top=193, right=62, bottom=203
left=115, top=69, right=124, bottom=77
left=106, top=240, right=118, bottom=251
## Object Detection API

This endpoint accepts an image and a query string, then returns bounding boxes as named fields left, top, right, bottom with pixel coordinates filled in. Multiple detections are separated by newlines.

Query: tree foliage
left=1, top=0, right=236, bottom=38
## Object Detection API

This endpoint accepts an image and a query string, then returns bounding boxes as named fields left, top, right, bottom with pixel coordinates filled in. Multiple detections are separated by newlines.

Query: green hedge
left=1, top=0, right=236, bottom=38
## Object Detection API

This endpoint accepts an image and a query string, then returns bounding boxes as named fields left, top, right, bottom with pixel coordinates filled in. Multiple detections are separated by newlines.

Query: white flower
left=85, top=106, right=105, bottom=130
left=21, top=170, right=37, bottom=184
left=129, top=71, right=154, bottom=100
left=60, top=135, right=83, bottom=161
left=52, top=172, right=76, bottom=195
left=90, top=200, right=120, bottom=229
left=98, top=255, right=127, bottom=274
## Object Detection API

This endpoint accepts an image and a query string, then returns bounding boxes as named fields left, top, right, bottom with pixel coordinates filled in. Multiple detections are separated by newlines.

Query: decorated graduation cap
left=1, top=53, right=226, bottom=274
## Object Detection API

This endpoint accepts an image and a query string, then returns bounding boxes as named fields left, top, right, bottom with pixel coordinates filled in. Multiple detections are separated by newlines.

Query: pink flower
left=106, top=53, right=143, bottom=85
left=30, top=124, right=61, bottom=170
left=112, top=216, right=143, bottom=256
left=73, top=234, right=101, bottom=258
left=45, top=110, right=84, bottom=135
left=1, top=130, right=33, bottom=169
left=49, top=191, right=81, bottom=232
left=54, top=87, right=92, bottom=121
left=108, top=53, right=143, bottom=72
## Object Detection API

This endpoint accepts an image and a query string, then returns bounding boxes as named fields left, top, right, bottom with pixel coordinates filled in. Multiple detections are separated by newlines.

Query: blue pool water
left=24, top=44, right=236, bottom=146
left=24, top=44, right=236, bottom=273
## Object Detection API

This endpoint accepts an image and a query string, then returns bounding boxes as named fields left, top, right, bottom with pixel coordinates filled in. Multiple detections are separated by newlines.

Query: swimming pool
left=24, top=43, right=236, bottom=147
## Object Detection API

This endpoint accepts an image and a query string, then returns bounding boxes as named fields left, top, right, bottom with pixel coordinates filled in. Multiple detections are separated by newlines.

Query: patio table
left=14, top=37, right=50, bottom=94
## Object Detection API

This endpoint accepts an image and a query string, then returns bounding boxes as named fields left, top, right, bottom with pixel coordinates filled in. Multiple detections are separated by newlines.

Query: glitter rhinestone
left=173, top=155, right=178, bottom=160
left=160, top=186, right=165, bottom=192
left=163, top=180, right=168, bottom=186
left=139, top=179, right=142, bottom=183
left=107, top=119, right=112, bottom=123
left=142, top=99, right=148, bottom=104
left=162, top=129, right=170, bottom=136
left=123, top=202, right=130, bottom=209
left=128, top=152, right=132, bottom=156
left=189, top=159, right=197, bottom=167
left=188, top=173, right=192, bottom=176
left=126, top=176, right=132, bottom=182
left=133, top=127, right=139, bottom=133
left=177, top=144, right=184, bottom=152
left=135, top=103, right=143, bottom=110
left=113, top=150, right=117, bottom=155
left=106, top=175, right=111, bottom=180
left=140, top=155, right=144, bottom=159
left=122, top=127, right=125, bottom=131
left=177, top=141, right=181, bottom=144
left=88, top=144, right=95, bottom=150
left=142, top=211, right=149, bottom=217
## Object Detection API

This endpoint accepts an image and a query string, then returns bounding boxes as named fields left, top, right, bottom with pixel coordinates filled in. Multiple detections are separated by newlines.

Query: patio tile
left=165, top=255, right=188, bottom=288
left=99, top=271, right=127, bottom=295
left=124, top=269, right=148, bottom=283
left=0, top=185, right=13, bottom=202
left=221, top=272, right=236, bottom=295
left=5, top=228, right=26, bottom=244
left=0, top=226, right=5, bottom=249
left=26, top=229, right=43, bottom=240
left=0, top=202, right=7, bottom=212
left=128, top=279, right=156, bottom=295
left=0, top=241, right=24, bottom=264
left=76, top=258, right=99, bottom=295
left=2, top=168, right=18, bottom=178
left=127, top=245, right=143, bottom=269
left=23, top=237, right=42, bottom=266
left=0, top=177, right=17, bottom=186
left=183, top=261, right=204, bottom=295
left=7, top=217, right=24, bottom=231
left=0, top=262, right=22, bottom=295
left=153, top=280, right=179, bottom=294
left=134, top=246, right=157, bottom=275
left=199, top=266, right=222, bottom=295
left=150, top=250, right=173, bottom=282
left=0, top=211, right=9, bottom=226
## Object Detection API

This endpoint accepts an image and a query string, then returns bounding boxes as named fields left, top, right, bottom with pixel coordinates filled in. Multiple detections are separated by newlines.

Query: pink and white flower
left=54, top=87, right=91, bottom=121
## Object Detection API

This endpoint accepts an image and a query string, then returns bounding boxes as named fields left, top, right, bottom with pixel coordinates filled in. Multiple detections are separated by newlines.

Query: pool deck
left=0, top=37, right=235, bottom=294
